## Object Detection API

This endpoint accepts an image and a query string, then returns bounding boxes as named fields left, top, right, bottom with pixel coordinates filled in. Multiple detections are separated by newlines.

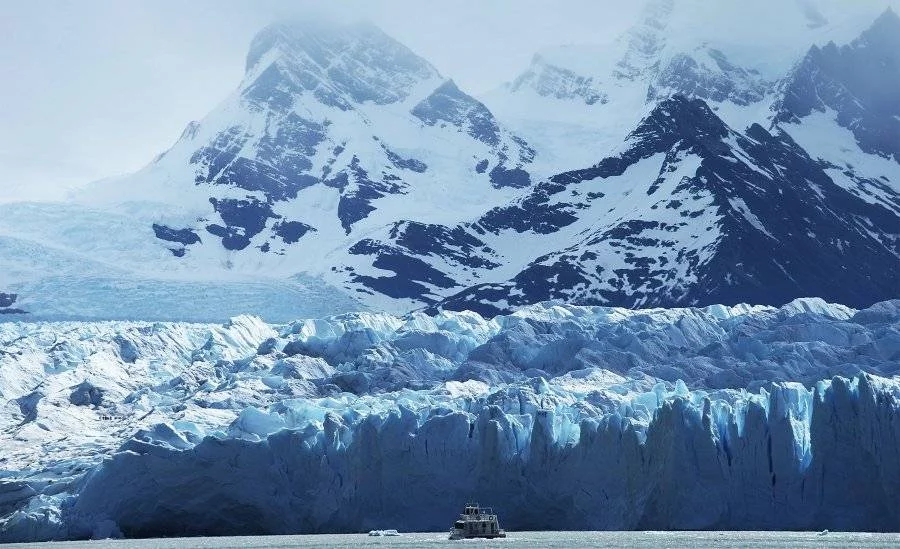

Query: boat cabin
left=449, top=502, right=506, bottom=539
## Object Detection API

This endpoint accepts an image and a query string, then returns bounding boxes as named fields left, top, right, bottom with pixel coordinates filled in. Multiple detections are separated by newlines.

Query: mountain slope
left=342, top=8, right=900, bottom=315
left=422, top=96, right=898, bottom=315
left=481, top=0, right=896, bottom=173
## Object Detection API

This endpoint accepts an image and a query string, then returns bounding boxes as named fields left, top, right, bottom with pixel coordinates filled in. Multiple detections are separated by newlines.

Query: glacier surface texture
left=1, top=298, right=900, bottom=540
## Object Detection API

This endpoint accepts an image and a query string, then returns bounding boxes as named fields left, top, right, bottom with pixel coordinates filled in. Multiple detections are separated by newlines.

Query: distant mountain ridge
left=776, top=7, right=900, bottom=161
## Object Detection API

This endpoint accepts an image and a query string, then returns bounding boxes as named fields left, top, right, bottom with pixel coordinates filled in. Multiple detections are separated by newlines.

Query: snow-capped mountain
left=343, top=7, right=899, bottom=315
left=85, top=19, right=533, bottom=244
left=0, top=3, right=897, bottom=321
left=432, top=95, right=899, bottom=315
left=0, top=19, right=535, bottom=321
left=776, top=8, right=900, bottom=162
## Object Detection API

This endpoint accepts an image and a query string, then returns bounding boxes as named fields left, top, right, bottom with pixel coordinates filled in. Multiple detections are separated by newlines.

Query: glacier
left=1, top=297, right=899, bottom=541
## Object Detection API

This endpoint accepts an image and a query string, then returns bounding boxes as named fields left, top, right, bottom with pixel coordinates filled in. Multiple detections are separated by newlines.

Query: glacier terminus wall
left=1, top=298, right=899, bottom=540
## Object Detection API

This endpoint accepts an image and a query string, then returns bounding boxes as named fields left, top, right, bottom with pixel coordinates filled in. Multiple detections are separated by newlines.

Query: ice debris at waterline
left=1, top=298, right=899, bottom=540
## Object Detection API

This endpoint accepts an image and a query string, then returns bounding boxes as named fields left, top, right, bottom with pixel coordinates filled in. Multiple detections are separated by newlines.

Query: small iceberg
left=368, top=529, right=401, bottom=536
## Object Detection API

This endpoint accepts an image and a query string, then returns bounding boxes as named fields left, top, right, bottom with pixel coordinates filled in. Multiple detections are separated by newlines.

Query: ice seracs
left=1, top=298, right=900, bottom=541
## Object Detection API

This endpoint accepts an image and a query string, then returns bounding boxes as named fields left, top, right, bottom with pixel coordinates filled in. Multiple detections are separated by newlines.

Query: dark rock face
left=690, top=123, right=899, bottom=308
left=649, top=49, right=769, bottom=106
left=348, top=239, right=459, bottom=301
left=152, top=224, right=201, bottom=246
left=391, top=222, right=499, bottom=270
left=190, top=114, right=326, bottom=201
left=342, top=220, right=505, bottom=302
left=412, top=80, right=502, bottom=147
left=273, top=221, right=315, bottom=244
left=201, top=197, right=318, bottom=252
left=0, top=292, right=18, bottom=309
left=488, top=165, right=531, bottom=189
left=206, top=198, right=278, bottom=251
left=477, top=182, right=579, bottom=236
left=152, top=224, right=201, bottom=256
left=382, top=145, right=427, bottom=173
left=776, top=8, right=900, bottom=161
left=326, top=157, right=408, bottom=234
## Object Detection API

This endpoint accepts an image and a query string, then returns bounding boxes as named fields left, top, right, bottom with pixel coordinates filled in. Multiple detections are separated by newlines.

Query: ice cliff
left=1, top=298, right=899, bottom=540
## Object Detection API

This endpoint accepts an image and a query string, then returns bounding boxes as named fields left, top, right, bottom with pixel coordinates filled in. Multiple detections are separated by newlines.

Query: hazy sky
left=0, top=1, right=643, bottom=201
left=1, top=1, right=895, bottom=202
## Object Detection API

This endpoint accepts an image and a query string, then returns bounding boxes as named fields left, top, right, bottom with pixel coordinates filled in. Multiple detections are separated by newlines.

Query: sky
left=1, top=1, right=896, bottom=202
left=0, top=0, right=643, bottom=202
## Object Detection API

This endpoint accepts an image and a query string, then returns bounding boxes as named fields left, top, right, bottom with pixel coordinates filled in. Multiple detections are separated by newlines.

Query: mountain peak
left=879, top=5, right=898, bottom=20
left=242, top=19, right=440, bottom=108
left=628, top=94, right=729, bottom=147
left=860, top=5, right=900, bottom=46
left=245, top=19, right=386, bottom=72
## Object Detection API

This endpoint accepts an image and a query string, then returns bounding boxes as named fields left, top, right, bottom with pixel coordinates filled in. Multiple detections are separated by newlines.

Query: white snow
left=782, top=110, right=900, bottom=215
left=728, top=197, right=777, bottom=240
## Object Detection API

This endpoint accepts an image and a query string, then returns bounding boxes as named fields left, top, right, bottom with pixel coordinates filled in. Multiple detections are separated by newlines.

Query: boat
left=448, top=503, right=506, bottom=540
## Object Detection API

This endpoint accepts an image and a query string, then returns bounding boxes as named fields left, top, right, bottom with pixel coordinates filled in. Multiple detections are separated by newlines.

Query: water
left=4, top=531, right=899, bottom=549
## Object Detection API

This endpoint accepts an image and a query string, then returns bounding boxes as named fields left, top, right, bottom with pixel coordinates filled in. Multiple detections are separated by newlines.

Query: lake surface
left=4, top=531, right=900, bottom=549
